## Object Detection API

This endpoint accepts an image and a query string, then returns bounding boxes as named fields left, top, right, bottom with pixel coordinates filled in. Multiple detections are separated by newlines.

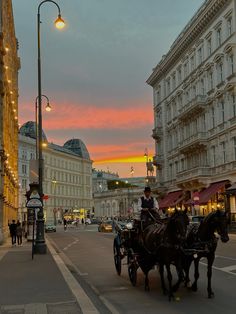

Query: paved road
left=47, top=225, right=236, bottom=314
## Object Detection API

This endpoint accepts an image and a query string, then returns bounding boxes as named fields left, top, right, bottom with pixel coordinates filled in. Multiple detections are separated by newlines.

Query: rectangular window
left=218, top=63, right=224, bottom=83
left=172, top=74, right=176, bottom=89
left=178, top=67, right=182, bottom=82
left=200, top=78, right=205, bottom=95
left=190, top=56, right=195, bottom=71
left=22, top=164, right=27, bottom=174
left=220, top=101, right=225, bottom=123
left=207, top=38, right=212, bottom=56
left=208, top=71, right=213, bottom=90
left=211, top=107, right=215, bottom=128
left=221, top=141, right=226, bottom=163
left=217, top=28, right=222, bottom=46
left=229, top=54, right=234, bottom=75
left=227, top=17, right=232, bottom=36
left=211, top=146, right=216, bottom=166
left=181, top=159, right=184, bottom=171
left=198, top=47, right=203, bottom=64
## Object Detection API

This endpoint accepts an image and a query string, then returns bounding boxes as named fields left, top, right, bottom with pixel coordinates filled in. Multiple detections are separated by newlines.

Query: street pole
left=34, top=0, right=65, bottom=254
left=35, top=94, right=51, bottom=159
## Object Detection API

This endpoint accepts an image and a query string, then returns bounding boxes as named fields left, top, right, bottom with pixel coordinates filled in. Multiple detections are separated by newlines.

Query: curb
left=46, top=238, right=99, bottom=314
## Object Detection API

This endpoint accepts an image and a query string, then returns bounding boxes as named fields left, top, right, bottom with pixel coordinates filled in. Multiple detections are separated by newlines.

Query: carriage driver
left=137, top=186, right=163, bottom=223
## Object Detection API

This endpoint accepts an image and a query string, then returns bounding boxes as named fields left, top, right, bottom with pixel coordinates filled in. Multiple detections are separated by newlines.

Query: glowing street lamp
left=35, top=0, right=65, bottom=254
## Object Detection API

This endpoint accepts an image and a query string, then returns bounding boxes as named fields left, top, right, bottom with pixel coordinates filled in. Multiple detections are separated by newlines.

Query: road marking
left=217, top=265, right=236, bottom=272
left=200, top=261, right=236, bottom=276
left=47, top=238, right=98, bottom=314
left=215, top=254, right=236, bottom=261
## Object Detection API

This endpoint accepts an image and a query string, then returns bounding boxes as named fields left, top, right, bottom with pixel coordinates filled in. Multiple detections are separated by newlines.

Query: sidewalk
left=0, top=237, right=95, bottom=314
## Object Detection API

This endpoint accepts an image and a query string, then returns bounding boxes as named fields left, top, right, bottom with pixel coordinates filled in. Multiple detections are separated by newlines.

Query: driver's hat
left=144, top=186, right=151, bottom=192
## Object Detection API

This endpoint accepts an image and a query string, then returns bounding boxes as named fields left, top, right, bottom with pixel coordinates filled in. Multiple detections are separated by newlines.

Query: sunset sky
left=13, top=0, right=204, bottom=177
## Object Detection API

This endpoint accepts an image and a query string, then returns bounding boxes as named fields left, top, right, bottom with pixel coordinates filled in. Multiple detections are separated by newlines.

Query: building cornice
left=147, top=0, right=230, bottom=86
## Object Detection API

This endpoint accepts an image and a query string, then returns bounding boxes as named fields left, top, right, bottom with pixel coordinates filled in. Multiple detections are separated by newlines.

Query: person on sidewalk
left=63, top=218, right=67, bottom=231
left=9, top=220, right=17, bottom=246
left=16, top=222, right=23, bottom=246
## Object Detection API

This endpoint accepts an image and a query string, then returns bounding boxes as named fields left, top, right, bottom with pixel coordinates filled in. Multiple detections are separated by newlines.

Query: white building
left=19, top=121, right=93, bottom=223
left=147, top=0, right=236, bottom=219
left=92, top=169, right=119, bottom=193
left=93, top=187, right=143, bottom=219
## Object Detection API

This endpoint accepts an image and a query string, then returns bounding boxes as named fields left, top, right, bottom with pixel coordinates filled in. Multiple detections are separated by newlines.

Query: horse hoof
left=162, top=289, right=168, bottom=296
left=172, top=285, right=178, bottom=293
left=208, top=292, right=214, bottom=299
left=186, top=281, right=192, bottom=288
left=191, top=285, right=197, bottom=292
left=145, top=286, right=150, bottom=292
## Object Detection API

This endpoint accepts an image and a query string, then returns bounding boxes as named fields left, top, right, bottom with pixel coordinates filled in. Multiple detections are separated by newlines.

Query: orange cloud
left=19, top=101, right=153, bottom=130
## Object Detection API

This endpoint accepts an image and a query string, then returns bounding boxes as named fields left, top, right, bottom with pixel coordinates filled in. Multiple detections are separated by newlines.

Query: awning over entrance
left=159, top=190, right=182, bottom=209
left=199, top=180, right=228, bottom=204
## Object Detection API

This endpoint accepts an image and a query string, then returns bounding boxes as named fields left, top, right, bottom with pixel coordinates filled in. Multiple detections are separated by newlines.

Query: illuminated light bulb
left=11, top=101, right=15, bottom=104
left=14, top=116, right=17, bottom=120
left=8, top=79, right=11, bottom=83
left=5, top=47, right=9, bottom=52
left=13, top=109, right=16, bottom=113
left=55, top=14, right=65, bottom=29
left=5, top=65, right=8, bottom=70
left=10, top=91, right=13, bottom=94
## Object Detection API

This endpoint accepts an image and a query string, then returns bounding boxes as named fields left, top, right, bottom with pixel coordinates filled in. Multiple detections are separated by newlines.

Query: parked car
left=91, top=218, right=102, bottom=225
left=98, top=220, right=113, bottom=232
left=189, top=215, right=205, bottom=224
left=45, top=223, right=56, bottom=232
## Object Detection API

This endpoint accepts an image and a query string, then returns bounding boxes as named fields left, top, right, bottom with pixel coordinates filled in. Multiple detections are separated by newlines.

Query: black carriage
left=113, top=220, right=140, bottom=286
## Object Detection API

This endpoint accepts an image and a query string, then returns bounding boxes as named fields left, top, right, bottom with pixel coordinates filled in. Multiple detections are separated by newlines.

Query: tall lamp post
left=35, top=0, right=65, bottom=254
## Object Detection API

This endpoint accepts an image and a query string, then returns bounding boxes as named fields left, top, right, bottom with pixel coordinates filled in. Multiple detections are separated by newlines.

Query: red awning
left=199, top=180, right=228, bottom=204
left=159, top=190, right=183, bottom=209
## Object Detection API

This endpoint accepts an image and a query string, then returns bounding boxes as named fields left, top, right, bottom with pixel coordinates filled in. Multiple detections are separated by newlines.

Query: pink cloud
left=19, top=101, right=153, bottom=130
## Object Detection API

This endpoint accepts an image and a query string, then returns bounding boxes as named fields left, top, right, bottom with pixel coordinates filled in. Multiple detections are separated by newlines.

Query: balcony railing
left=178, top=95, right=206, bottom=121
left=176, top=166, right=211, bottom=183
left=152, top=126, right=163, bottom=140
left=179, top=132, right=207, bottom=154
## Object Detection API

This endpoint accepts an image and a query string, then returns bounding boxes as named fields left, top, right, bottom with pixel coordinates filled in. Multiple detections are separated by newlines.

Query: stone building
left=147, top=0, right=236, bottom=219
left=0, top=0, right=20, bottom=242
left=19, top=122, right=93, bottom=223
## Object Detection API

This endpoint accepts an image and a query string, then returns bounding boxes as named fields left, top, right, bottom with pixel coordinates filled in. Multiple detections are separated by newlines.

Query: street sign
left=26, top=198, right=43, bottom=208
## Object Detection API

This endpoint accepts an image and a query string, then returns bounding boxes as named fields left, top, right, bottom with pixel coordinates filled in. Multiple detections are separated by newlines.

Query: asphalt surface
left=47, top=224, right=236, bottom=314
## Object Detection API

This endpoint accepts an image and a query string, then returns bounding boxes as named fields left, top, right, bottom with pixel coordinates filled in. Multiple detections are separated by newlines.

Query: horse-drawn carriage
left=113, top=210, right=229, bottom=300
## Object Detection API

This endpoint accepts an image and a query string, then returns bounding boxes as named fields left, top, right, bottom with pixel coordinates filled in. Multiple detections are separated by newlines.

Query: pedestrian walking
left=9, top=220, right=17, bottom=246
left=16, top=222, right=23, bottom=246
left=63, top=218, right=67, bottom=231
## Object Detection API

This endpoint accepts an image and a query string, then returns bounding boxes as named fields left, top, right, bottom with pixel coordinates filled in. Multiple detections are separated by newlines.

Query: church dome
left=19, top=121, right=48, bottom=142
left=63, top=139, right=90, bottom=160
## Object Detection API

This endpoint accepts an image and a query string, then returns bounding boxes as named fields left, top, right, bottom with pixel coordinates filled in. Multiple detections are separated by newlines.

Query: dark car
left=91, top=218, right=102, bottom=225
left=45, top=223, right=56, bottom=232
left=189, top=215, right=205, bottom=224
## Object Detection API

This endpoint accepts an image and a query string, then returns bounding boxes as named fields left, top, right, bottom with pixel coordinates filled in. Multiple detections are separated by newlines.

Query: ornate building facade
left=19, top=122, right=93, bottom=223
left=147, top=0, right=236, bottom=219
left=0, top=0, right=20, bottom=242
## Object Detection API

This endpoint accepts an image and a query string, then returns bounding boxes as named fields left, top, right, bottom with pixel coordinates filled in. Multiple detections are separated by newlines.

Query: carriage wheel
left=113, top=240, right=122, bottom=275
left=128, top=249, right=138, bottom=286
left=128, top=263, right=137, bottom=286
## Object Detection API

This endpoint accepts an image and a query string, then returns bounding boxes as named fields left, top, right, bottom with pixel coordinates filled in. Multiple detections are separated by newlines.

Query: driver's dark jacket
left=140, top=197, right=156, bottom=222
